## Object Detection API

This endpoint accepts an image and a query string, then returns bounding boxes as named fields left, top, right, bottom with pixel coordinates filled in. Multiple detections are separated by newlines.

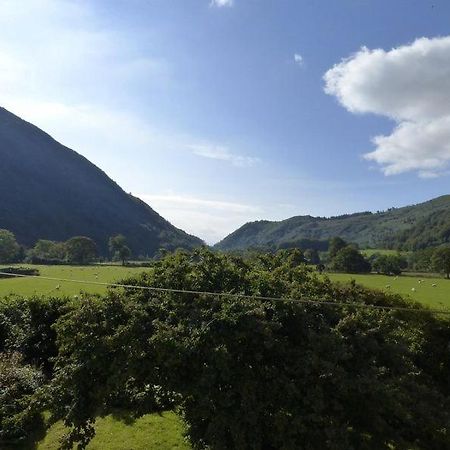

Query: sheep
left=411, top=287, right=416, bottom=292
left=432, top=283, right=437, bottom=287
left=385, top=284, right=391, bottom=289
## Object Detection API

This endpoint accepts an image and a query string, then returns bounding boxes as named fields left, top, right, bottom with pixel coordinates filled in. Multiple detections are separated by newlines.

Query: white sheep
left=432, top=283, right=437, bottom=287
left=385, top=284, right=391, bottom=289
left=411, top=287, right=416, bottom=292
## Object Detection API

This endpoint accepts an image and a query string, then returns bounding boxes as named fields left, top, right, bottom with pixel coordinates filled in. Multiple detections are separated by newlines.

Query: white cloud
left=140, top=193, right=261, bottom=244
left=189, top=144, right=260, bottom=167
left=324, top=36, right=450, bottom=177
left=210, top=0, right=234, bottom=7
left=294, top=53, right=303, bottom=65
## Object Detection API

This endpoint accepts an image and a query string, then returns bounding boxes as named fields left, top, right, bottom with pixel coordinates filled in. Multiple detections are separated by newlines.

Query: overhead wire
left=1, top=271, right=449, bottom=316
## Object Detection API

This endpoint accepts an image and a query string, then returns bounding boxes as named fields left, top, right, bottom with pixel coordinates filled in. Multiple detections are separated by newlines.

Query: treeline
left=231, top=236, right=450, bottom=278
left=1, top=248, right=449, bottom=449
left=0, top=229, right=133, bottom=265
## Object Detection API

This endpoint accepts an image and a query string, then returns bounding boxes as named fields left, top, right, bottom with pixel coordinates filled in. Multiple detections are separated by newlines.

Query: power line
left=0, top=271, right=450, bottom=316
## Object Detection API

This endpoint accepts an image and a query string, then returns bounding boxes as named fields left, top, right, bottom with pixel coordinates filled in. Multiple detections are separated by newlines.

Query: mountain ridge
left=215, top=195, right=450, bottom=251
left=0, top=107, right=203, bottom=255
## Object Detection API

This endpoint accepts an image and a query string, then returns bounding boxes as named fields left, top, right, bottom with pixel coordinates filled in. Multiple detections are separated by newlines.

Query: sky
left=1, top=0, right=450, bottom=244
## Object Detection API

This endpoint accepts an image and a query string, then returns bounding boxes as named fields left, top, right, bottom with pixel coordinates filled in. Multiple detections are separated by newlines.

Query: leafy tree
left=372, top=254, right=407, bottom=275
left=108, top=235, right=132, bottom=265
left=0, top=229, right=20, bottom=263
left=431, top=246, right=450, bottom=279
left=328, top=237, right=347, bottom=259
left=304, top=248, right=321, bottom=264
left=330, top=246, right=371, bottom=273
left=0, top=352, right=45, bottom=444
left=65, top=237, right=97, bottom=265
left=29, top=249, right=449, bottom=449
left=29, top=240, right=66, bottom=261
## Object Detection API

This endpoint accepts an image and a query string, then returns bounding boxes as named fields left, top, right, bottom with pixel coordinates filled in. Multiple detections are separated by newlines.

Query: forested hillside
left=216, top=195, right=450, bottom=251
left=0, top=107, right=203, bottom=256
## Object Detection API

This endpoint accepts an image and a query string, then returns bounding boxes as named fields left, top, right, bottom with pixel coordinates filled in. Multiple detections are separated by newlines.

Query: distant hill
left=0, top=107, right=203, bottom=256
left=215, top=196, right=450, bottom=251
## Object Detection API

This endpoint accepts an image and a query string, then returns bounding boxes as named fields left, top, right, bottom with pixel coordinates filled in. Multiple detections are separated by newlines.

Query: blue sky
left=1, top=0, right=450, bottom=243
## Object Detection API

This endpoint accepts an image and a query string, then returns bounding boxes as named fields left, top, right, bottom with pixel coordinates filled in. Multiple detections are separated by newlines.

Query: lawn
left=34, top=412, right=190, bottom=450
left=0, top=265, right=149, bottom=297
left=327, top=272, right=450, bottom=310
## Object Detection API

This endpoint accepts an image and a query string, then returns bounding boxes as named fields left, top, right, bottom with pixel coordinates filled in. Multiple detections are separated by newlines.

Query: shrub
left=41, top=249, right=450, bottom=449
left=0, top=352, right=44, bottom=445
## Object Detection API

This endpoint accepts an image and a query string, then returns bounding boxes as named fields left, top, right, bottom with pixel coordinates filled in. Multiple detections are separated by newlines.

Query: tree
left=108, top=235, right=132, bottom=265
left=328, top=237, right=347, bottom=259
left=330, top=246, right=371, bottom=273
left=0, top=229, right=20, bottom=263
left=29, top=240, right=66, bottom=261
left=38, top=249, right=450, bottom=449
left=372, top=254, right=407, bottom=276
left=431, top=246, right=450, bottom=279
left=304, top=248, right=321, bottom=265
left=65, top=237, right=97, bottom=265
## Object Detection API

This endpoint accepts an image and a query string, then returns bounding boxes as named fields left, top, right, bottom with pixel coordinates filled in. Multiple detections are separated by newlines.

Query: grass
left=35, top=412, right=190, bottom=450
left=327, top=272, right=450, bottom=310
left=0, top=265, right=149, bottom=298
left=360, top=248, right=409, bottom=257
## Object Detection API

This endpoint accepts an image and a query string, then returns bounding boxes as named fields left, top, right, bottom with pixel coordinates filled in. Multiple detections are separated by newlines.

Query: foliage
left=65, top=236, right=98, bottom=265
left=0, top=229, right=20, bottom=264
left=304, top=248, right=321, bottom=264
left=431, top=246, right=450, bottom=279
left=28, top=240, right=67, bottom=262
left=109, top=235, right=132, bottom=265
left=329, top=246, right=371, bottom=274
left=328, top=236, right=348, bottom=259
left=24, top=249, right=449, bottom=449
left=215, top=195, right=450, bottom=252
left=371, top=253, right=407, bottom=275
left=0, top=352, right=45, bottom=445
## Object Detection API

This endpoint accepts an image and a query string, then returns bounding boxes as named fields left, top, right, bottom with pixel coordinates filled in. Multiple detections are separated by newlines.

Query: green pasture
left=0, top=265, right=148, bottom=298
left=31, top=412, right=189, bottom=450
left=360, top=248, right=409, bottom=257
left=328, top=272, right=450, bottom=310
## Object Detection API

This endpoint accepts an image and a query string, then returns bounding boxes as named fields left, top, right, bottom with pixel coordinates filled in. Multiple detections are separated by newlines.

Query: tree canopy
left=65, top=236, right=97, bottom=265
left=0, top=229, right=19, bottom=263
left=0, top=249, right=446, bottom=449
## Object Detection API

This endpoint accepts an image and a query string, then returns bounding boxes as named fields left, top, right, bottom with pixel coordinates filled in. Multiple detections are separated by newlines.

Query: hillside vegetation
left=216, top=195, right=450, bottom=251
left=0, top=107, right=202, bottom=256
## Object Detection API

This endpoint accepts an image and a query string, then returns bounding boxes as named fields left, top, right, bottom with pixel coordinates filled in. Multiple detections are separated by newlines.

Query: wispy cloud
left=140, top=193, right=261, bottom=244
left=210, top=0, right=234, bottom=7
left=189, top=144, right=260, bottom=167
left=293, top=53, right=303, bottom=65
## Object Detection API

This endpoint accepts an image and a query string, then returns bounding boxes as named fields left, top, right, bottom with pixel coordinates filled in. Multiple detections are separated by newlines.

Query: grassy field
left=0, top=265, right=149, bottom=298
left=33, top=412, right=190, bottom=450
left=327, top=272, right=450, bottom=310
left=360, top=248, right=409, bottom=257
left=1, top=264, right=449, bottom=311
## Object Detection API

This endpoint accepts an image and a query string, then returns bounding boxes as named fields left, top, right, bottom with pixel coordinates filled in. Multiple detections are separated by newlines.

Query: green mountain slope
left=0, top=107, right=203, bottom=256
left=215, top=196, right=450, bottom=251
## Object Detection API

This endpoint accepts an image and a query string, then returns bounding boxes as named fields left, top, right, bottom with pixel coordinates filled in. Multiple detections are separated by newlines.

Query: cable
left=0, top=271, right=449, bottom=316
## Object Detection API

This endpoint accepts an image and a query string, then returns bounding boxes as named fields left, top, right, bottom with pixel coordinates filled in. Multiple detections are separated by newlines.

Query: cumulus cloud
left=189, top=144, right=260, bottom=167
left=210, top=0, right=233, bottom=7
left=324, top=36, right=450, bottom=177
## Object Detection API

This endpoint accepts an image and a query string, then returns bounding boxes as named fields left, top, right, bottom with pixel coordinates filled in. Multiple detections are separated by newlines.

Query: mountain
left=0, top=107, right=203, bottom=256
left=215, top=196, right=450, bottom=252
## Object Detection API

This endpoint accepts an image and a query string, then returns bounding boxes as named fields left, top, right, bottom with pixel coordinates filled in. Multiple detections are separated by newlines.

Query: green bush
left=0, top=352, right=44, bottom=445
left=41, top=249, right=450, bottom=449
